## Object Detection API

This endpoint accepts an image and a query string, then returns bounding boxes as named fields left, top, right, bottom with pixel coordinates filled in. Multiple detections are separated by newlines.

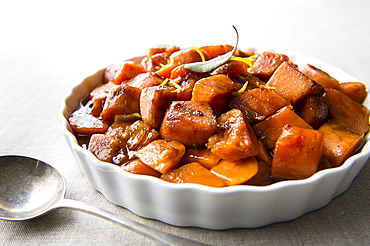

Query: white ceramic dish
left=59, top=48, right=370, bottom=229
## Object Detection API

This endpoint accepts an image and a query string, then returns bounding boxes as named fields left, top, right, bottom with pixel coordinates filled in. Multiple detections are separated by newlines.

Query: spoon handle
left=55, top=198, right=208, bottom=246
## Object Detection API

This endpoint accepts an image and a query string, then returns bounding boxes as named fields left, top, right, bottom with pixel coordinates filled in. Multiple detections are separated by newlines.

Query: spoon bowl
left=0, top=155, right=207, bottom=246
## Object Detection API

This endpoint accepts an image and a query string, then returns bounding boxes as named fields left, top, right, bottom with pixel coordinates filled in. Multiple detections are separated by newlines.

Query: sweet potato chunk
left=245, top=161, right=271, bottom=185
left=255, top=139, right=272, bottom=166
left=266, top=62, right=324, bottom=104
left=253, top=106, right=312, bottom=149
left=324, top=88, right=370, bottom=133
left=337, top=82, right=368, bottom=103
left=271, top=126, right=324, bottom=180
left=248, top=52, right=291, bottom=81
left=161, top=162, right=227, bottom=187
left=210, top=157, right=259, bottom=186
left=127, top=72, right=164, bottom=89
left=135, top=139, right=185, bottom=174
left=318, top=119, right=364, bottom=167
left=199, top=45, right=234, bottom=60
left=170, top=65, right=205, bottom=101
left=191, top=74, right=236, bottom=115
left=180, top=148, right=221, bottom=169
left=160, top=101, right=218, bottom=148
left=155, top=48, right=203, bottom=78
left=207, top=109, right=259, bottom=161
left=68, top=110, right=109, bottom=135
left=123, top=159, right=161, bottom=177
left=300, top=64, right=339, bottom=89
left=104, top=61, right=145, bottom=85
left=88, top=134, right=121, bottom=163
left=294, top=95, right=329, bottom=129
left=101, top=85, right=141, bottom=122
left=229, top=87, right=290, bottom=124
left=140, top=86, right=176, bottom=129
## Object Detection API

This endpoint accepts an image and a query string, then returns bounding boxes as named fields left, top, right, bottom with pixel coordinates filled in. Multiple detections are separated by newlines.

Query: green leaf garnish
left=184, top=26, right=239, bottom=73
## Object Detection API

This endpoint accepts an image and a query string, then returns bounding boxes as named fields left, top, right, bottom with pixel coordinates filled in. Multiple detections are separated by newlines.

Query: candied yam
left=210, top=157, right=259, bottom=186
left=156, top=48, right=203, bottom=78
left=140, top=86, right=176, bottom=129
left=271, top=126, right=324, bottom=180
left=266, top=62, right=324, bottom=104
left=104, top=61, right=145, bottom=85
left=191, top=74, right=236, bottom=115
left=101, top=85, right=141, bottom=122
left=88, top=134, right=121, bottom=163
left=90, top=81, right=117, bottom=100
left=181, top=148, right=221, bottom=169
left=210, top=60, right=249, bottom=77
left=248, top=52, right=291, bottom=81
left=324, top=88, right=370, bottom=133
left=229, top=87, right=290, bottom=122
left=207, top=109, right=259, bottom=161
left=135, top=139, right=185, bottom=174
left=105, top=121, right=133, bottom=144
left=318, top=119, right=364, bottom=167
left=68, top=110, right=109, bottom=135
left=255, top=139, right=272, bottom=166
left=245, top=161, right=271, bottom=185
left=125, top=120, right=160, bottom=151
left=253, top=106, right=312, bottom=149
left=161, top=162, right=227, bottom=187
left=199, top=44, right=234, bottom=60
left=337, top=82, right=368, bottom=103
left=160, top=101, right=218, bottom=148
left=123, top=159, right=161, bottom=178
left=300, top=64, right=339, bottom=89
left=294, top=95, right=329, bottom=129
left=127, top=72, right=164, bottom=89
left=148, top=45, right=180, bottom=57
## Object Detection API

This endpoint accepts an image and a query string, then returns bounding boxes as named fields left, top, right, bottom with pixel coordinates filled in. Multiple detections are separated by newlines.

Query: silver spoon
left=0, top=155, right=208, bottom=246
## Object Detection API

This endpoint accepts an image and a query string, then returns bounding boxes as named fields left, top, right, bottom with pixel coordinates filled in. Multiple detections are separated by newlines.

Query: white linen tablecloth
left=1, top=0, right=369, bottom=245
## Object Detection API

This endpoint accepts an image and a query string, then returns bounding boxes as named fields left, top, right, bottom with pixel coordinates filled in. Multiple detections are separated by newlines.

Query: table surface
left=1, top=0, right=369, bottom=245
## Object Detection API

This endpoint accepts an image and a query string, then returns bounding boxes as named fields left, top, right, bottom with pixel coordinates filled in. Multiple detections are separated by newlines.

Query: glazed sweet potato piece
left=248, top=52, right=291, bottom=81
left=199, top=44, right=234, bottom=60
left=294, top=95, right=329, bottom=129
left=140, top=86, right=176, bottom=129
left=89, top=82, right=118, bottom=117
left=324, top=88, right=370, bottom=133
left=266, top=62, right=324, bottom=104
left=160, top=101, right=218, bottom=148
left=191, top=74, right=236, bottom=115
left=229, top=87, right=290, bottom=124
left=135, top=139, right=185, bottom=174
left=300, top=64, right=339, bottom=89
left=161, top=162, right=227, bottom=187
left=101, top=85, right=141, bottom=122
left=88, top=134, right=121, bottom=163
left=180, top=148, right=221, bottom=169
left=245, top=161, right=271, bottom=185
left=271, top=126, right=324, bottom=180
left=104, top=61, right=145, bottom=85
left=337, top=82, right=368, bottom=103
left=127, top=72, right=164, bottom=89
left=253, top=106, right=312, bottom=149
left=155, top=48, right=203, bottom=78
left=123, top=159, right=161, bottom=177
left=105, top=121, right=133, bottom=144
left=318, top=119, right=364, bottom=167
left=68, top=110, right=109, bottom=135
left=210, top=60, right=249, bottom=77
left=210, top=157, right=259, bottom=186
left=207, top=109, right=259, bottom=161
left=125, top=120, right=160, bottom=151
left=170, top=65, right=205, bottom=101
left=255, top=139, right=272, bottom=166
